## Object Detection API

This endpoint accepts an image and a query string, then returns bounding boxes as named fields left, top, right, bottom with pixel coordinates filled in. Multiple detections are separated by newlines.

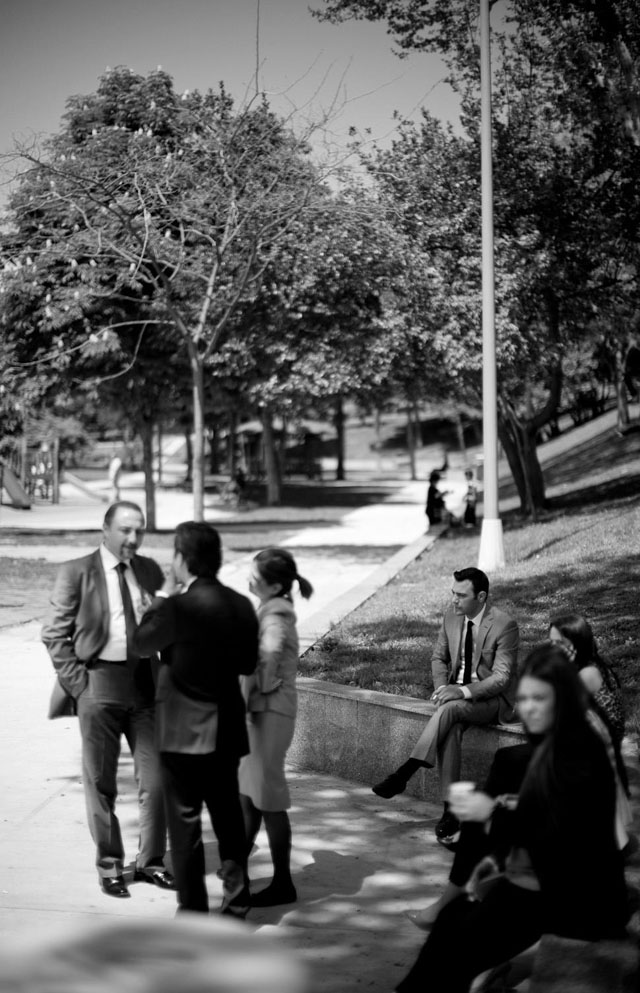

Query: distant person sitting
left=425, top=471, right=447, bottom=527
left=463, top=469, right=477, bottom=528
left=372, top=568, right=519, bottom=845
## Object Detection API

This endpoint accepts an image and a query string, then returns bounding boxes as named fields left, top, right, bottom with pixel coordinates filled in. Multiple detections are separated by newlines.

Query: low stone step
left=291, top=677, right=527, bottom=802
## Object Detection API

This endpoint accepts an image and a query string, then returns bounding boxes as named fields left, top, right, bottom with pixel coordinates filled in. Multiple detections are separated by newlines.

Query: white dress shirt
left=98, top=544, right=144, bottom=661
left=456, top=604, right=486, bottom=698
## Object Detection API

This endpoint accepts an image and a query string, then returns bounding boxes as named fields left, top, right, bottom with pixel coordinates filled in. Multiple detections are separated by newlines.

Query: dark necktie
left=116, top=562, right=154, bottom=700
left=116, top=562, right=137, bottom=661
left=463, top=620, right=473, bottom=685
left=116, top=561, right=137, bottom=660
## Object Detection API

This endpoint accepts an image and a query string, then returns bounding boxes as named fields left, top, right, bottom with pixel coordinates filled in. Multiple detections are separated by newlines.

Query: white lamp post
left=477, top=0, right=505, bottom=572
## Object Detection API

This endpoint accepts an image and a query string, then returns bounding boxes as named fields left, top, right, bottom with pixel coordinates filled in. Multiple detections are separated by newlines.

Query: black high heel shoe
left=220, top=884, right=251, bottom=919
left=219, top=860, right=250, bottom=919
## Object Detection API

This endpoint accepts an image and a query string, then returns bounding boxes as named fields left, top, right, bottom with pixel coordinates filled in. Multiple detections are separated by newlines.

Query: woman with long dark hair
left=395, top=644, right=630, bottom=993
left=239, top=548, right=313, bottom=907
left=549, top=612, right=631, bottom=849
left=548, top=612, right=625, bottom=741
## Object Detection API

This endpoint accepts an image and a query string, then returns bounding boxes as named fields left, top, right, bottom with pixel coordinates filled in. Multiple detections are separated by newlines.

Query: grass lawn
left=300, top=455, right=640, bottom=732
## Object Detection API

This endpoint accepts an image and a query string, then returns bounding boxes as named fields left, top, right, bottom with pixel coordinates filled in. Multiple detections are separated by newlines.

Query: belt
left=94, top=658, right=151, bottom=666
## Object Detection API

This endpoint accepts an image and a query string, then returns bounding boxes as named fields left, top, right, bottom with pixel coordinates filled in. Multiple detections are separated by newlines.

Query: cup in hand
left=448, top=781, right=476, bottom=802
left=447, top=781, right=476, bottom=818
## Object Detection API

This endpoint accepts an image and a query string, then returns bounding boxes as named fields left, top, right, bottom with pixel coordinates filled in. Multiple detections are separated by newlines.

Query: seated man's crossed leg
left=373, top=697, right=501, bottom=843
left=372, top=567, right=519, bottom=846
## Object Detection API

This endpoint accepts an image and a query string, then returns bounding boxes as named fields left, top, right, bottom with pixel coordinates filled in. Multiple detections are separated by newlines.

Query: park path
left=0, top=478, right=449, bottom=993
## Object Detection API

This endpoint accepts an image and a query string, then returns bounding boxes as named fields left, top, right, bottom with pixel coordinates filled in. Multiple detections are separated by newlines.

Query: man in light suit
left=372, top=567, right=519, bottom=844
left=42, top=501, right=173, bottom=898
left=133, top=521, right=259, bottom=915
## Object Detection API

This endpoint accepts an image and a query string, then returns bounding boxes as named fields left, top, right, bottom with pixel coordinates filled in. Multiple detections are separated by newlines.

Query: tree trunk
left=227, top=408, right=238, bottom=477
left=140, top=419, right=157, bottom=531
left=279, top=415, right=288, bottom=480
left=190, top=350, right=205, bottom=521
left=156, top=421, right=163, bottom=485
left=374, top=408, right=383, bottom=475
left=453, top=407, right=467, bottom=462
left=334, top=396, right=346, bottom=481
left=498, top=411, right=546, bottom=519
left=406, top=408, right=417, bottom=481
left=184, top=429, right=193, bottom=483
left=615, top=343, right=630, bottom=430
left=261, top=409, right=282, bottom=505
left=412, top=403, right=422, bottom=448
left=208, top=424, right=219, bottom=474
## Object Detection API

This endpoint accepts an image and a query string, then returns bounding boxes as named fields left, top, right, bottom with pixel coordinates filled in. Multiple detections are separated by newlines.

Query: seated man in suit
left=41, top=501, right=173, bottom=898
left=133, top=521, right=259, bottom=916
left=372, top=567, right=519, bottom=845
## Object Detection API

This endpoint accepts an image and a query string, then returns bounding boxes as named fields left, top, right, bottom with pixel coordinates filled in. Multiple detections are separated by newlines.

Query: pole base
left=478, top=517, right=505, bottom=572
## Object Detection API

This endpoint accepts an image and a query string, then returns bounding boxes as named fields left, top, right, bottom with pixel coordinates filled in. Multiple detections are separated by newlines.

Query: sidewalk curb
left=297, top=525, right=446, bottom=654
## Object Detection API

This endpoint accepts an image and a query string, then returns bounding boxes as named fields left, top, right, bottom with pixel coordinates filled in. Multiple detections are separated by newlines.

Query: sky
left=0, top=0, right=459, bottom=172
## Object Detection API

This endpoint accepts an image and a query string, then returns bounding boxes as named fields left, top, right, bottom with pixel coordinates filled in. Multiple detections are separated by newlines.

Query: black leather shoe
left=134, top=867, right=176, bottom=890
left=250, top=882, right=297, bottom=907
left=435, top=810, right=460, bottom=847
left=101, top=875, right=130, bottom=898
left=372, top=772, right=407, bottom=799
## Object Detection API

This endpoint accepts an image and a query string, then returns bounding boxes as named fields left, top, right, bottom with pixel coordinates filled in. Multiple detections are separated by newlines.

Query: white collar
left=100, top=544, right=127, bottom=571
left=466, top=603, right=486, bottom=628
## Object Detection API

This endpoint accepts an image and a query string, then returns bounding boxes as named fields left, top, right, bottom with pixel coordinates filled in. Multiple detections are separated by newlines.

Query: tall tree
left=2, top=68, right=329, bottom=519
left=213, top=186, right=428, bottom=496
left=319, top=0, right=640, bottom=513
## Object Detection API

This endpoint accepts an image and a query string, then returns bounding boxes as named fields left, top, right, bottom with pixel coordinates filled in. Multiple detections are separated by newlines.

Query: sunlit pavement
left=0, top=616, right=447, bottom=991
left=2, top=469, right=637, bottom=990
left=0, top=477, right=446, bottom=992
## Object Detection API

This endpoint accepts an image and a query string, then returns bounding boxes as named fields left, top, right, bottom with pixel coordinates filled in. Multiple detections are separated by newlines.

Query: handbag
left=47, top=677, right=77, bottom=719
left=467, top=856, right=505, bottom=902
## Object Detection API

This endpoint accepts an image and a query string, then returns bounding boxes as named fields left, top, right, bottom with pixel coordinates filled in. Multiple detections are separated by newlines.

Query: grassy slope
left=300, top=423, right=640, bottom=729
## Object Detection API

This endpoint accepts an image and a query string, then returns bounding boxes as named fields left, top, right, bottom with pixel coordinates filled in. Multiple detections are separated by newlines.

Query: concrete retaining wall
left=289, top=676, right=527, bottom=802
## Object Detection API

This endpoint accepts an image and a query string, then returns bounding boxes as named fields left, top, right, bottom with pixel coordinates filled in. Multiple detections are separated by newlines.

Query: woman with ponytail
left=239, top=548, right=313, bottom=907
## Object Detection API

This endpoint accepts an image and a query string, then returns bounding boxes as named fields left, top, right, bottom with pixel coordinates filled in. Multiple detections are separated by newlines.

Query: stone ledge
left=290, top=676, right=527, bottom=802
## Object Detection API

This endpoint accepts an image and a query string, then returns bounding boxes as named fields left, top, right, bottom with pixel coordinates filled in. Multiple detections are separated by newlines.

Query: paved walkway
left=1, top=473, right=638, bottom=992
left=0, top=478, right=433, bottom=630
left=0, top=478, right=449, bottom=992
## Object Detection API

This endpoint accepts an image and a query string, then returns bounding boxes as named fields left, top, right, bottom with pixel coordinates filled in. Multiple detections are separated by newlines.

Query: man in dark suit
left=133, top=521, right=259, bottom=915
left=372, top=567, right=519, bottom=844
left=42, top=500, right=173, bottom=898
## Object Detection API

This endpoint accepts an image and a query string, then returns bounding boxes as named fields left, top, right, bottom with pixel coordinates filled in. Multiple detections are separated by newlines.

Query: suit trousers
left=77, top=693, right=166, bottom=878
left=160, top=750, right=246, bottom=913
left=410, top=697, right=501, bottom=800
left=396, top=881, right=543, bottom=993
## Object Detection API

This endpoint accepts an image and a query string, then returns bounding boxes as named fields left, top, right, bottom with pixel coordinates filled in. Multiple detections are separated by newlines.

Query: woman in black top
left=395, top=644, right=630, bottom=993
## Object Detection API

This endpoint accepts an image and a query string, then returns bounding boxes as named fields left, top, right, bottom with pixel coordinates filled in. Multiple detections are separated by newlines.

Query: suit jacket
left=431, top=603, right=519, bottom=721
left=42, top=548, right=164, bottom=714
left=242, top=597, right=299, bottom=718
left=133, top=577, right=258, bottom=758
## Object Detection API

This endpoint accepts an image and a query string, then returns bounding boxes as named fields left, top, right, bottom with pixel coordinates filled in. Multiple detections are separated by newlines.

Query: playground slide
left=63, top=470, right=110, bottom=502
left=1, top=464, right=31, bottom=509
